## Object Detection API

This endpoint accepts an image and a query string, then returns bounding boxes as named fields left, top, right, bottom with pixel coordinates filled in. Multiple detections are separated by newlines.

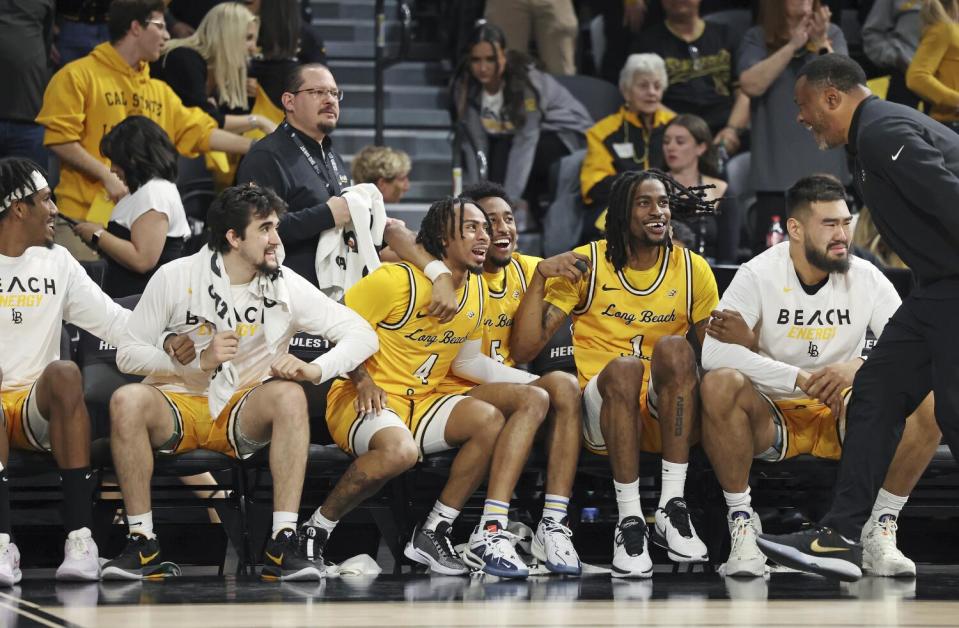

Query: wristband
left=91, top=229, right=104, bottom=250
left=424, top=260, right=452, bottom=282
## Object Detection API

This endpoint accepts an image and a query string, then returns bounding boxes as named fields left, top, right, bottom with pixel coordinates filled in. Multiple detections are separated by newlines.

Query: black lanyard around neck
left=282, top=121, right=343, bottom=196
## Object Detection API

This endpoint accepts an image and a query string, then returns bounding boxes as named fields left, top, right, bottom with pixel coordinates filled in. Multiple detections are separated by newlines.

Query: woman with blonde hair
left=906, top=0, right=959, bottom=125
left=351, top=145, right=412, bottom=203
left=152, top=2, right=276, bottom=135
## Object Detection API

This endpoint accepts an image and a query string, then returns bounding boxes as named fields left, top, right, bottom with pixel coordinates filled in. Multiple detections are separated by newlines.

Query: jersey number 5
left=413, top=353, right=440, bottom=385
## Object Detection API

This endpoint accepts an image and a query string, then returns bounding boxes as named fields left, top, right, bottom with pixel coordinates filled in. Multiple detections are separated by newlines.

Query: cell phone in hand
left=58, top=214, right=79, bottom=227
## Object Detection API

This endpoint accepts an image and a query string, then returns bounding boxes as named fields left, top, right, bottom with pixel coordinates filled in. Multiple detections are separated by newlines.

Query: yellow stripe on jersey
left=345, top=263, right=486, bottom=398
left=543, top=240, right=718, bottom=388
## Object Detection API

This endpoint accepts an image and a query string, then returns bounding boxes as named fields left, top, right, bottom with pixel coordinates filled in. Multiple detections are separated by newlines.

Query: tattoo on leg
left=324, top=463, right=373, bottom=514
left=674, top=396, right=685, bottom=437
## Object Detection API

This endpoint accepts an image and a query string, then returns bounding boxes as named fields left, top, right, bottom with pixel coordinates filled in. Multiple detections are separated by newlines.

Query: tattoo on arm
left=541, top=303, right=566, bottom=334
left=674, top=395, right=685, bottom=437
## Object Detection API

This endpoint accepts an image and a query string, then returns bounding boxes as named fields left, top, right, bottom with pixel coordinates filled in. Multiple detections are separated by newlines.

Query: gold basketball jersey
left=544, top=241, right=717, bottom=388
left=339, top=263, right=486, bottom=398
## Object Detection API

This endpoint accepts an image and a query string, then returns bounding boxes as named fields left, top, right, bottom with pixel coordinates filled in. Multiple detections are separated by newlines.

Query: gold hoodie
left=36, top=43, right=217, bottom=220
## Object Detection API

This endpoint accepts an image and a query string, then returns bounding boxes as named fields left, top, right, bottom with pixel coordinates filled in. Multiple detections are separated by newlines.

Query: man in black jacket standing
left=755, top=54, right=959, bottom=581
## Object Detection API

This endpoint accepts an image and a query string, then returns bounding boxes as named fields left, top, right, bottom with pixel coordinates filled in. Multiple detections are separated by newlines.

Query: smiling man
left=699, top=174, right=939, bottom=578
left=752, top=53, right=959, bottom=582
left=511, top=170, right=719, bottom=578
left=105, top=183, right=378, bottom=581
left=0, top=157, right=130, bottom=584
left=308, top=196, right=543, bottom=579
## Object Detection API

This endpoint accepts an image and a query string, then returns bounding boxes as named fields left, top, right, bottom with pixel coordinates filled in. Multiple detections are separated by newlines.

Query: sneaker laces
left=480, top=527, right=522, bottom=561
left=867, top=517, right=901, bottom=556
left=540, top=518, right=575, bottom=553
left=65, top=536, right=92, bottom=559
left=729, top=514, right=762, bottom=558
left=615, top=519, right=647, bottom=556
left=664, top=501, right=694, bottom=538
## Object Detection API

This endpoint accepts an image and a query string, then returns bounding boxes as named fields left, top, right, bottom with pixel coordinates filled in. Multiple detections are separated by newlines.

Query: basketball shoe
left=531, top=518, right=581, bottom=575
left=861, top=515, right=916, bottom=577
left=465, top=521, right=529, bottom=578
left=757, top=526, right=862, bottom=581
left=611, top=516, right=653, bottom=579
left=652, top=497, right=708, bottom=562
left=102, top=534, right=179, bottom=580
left=404, top=521, right=468, bottom=575
left=723, top=510, right=766, bottom=577
left=297, top=523, right=329, bottom=568
left=56, top=527, right=100, bottom=581
left=261, top=528, right=324, bottom=581
left=0, top=534, right=21, bottom=586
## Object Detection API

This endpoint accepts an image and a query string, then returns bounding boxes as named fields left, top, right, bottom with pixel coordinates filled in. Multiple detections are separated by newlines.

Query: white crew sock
left=308, top=508, right=339, bottom=535
left=723, top=487, right=753, bottom=519
left=424, top=500, right=460, bottom=532
left=127, top=511, right=155, bottom=540
left=613, top=479, right=642, bottom=523
left=271, top=511, right=298, bottom=538
left=871, top=488, right=908, bottom=522
left=659, top=460, right=688, bottom=507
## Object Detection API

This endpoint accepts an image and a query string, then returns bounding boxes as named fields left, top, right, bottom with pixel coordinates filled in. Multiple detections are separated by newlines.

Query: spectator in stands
left=862, top=0, right=922, bottom=106
left=484, top=0, right=578, bottom=75
left=634, top=0, right=750, bottom=152
left=663, top=114, right=743, bottom=262
left=0, top=156, right=130, bottom=584
left=152, top=2, right=277, bottom=136
left=71, top=116, right=190, bottom=298
left=351, top=145, right=412, bottom=204
left=0, top=0, right=54, bottom=166
left=250, top=0, right=327, bottom=116
left=35, top=0, right=253, bottom=262
left=54, top=0, right=111, bottom=68
left=451, top=22, right=592, bottom=223
left=906, top=0, right=959, bottom=126
left=581, top=53, right=674, bottom=229
left=737, top=0, right=849, bottom=253
left=700, top=174, right=939, bottom=578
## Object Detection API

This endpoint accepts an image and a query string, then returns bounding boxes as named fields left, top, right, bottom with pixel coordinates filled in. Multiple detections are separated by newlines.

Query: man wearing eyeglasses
left=35, top=0, right=254, bottom=261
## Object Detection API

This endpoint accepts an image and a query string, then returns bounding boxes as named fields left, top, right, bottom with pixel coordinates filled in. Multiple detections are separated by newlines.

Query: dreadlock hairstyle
left=604, top=168, right=721, bottom=271
left=416, top=195, right=491, bottom=262
left=0, top=157, right=47, bottom=222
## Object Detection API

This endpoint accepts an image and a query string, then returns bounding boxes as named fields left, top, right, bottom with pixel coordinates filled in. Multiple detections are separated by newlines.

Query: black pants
left=821, top=280, right=959, bottom=538
left=489, top=130, right=571, bottom=217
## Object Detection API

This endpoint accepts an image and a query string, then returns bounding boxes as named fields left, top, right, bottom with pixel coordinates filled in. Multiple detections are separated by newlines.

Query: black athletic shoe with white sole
left=102, top=534, right=180, bottom=580
left=261, top=528, right=324, bottom=582
left=757, top=526, right=862, bottom=582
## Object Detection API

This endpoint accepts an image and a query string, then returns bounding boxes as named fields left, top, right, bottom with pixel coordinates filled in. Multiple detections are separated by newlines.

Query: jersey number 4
left=413, top=353, right=440, bottom=385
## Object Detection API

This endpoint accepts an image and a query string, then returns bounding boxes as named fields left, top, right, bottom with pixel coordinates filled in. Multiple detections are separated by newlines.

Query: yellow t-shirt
left=544, top=240, right=718, bottom=388
left=36, top=42, right=217, bottom=220
left=339, top=263, right=486, bottom=398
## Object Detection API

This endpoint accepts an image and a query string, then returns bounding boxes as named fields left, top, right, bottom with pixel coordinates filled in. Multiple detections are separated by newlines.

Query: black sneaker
left=297, top=523, right=329, bottom=566
left=261, top=528, right=324, bottom=582
left=102, top=534, right=180, bottom=580
left=757, top=526, right=862, bottom=582
left=404, top=521, right=468, bottom=575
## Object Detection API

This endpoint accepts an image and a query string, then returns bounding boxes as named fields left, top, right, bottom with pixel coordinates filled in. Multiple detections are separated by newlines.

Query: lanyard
left=282, top=121, right=343, bottom=196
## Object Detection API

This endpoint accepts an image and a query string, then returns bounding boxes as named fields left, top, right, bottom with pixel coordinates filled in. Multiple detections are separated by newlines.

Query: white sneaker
left=464, top=522, right=529, bottom=579
left=531, top=518, right=581, bottom=575
left=56, top=527, right=101, bottom=581
left=861, top=515, right=916, bottom=577
left=0, top=534, right=22, bottom=586
left=723, top=510, right=767, bottom=577
left=611, top=516, right=652, bottom=579
left=652, top=497, right=708, bottom=562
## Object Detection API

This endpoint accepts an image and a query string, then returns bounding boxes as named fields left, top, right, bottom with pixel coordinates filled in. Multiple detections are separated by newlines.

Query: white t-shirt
left=115, top=253, right=379, bottom=395
left=480, top=88, right=514, bottom=135
left=0, top=245, right=129, bottom=391
left=110, top=179, right=190, bottom=239
left=701, top=242, right=901, bottom=400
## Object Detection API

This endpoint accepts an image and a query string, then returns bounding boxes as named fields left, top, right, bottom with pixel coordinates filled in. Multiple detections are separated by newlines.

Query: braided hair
left=0, top=157, right=46, bottom=222
left=605, top=168, right=721, bottom=271
left=416, top=196, right=491, bottom=262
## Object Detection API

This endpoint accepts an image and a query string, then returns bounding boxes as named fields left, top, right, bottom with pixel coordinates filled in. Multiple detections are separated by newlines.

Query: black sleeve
left=861, top=118, right=959, bottom=236
left=236, top=149, right=336, bottom=243
left=157, top=48, right=225, bottom=127
left=586, top=175, right=617, bottom=210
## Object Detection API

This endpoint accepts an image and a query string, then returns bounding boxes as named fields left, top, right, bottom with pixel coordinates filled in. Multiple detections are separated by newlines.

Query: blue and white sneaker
left=464, top=521, right=529, bottom=579
left=532, top=518, right=582, bottom=575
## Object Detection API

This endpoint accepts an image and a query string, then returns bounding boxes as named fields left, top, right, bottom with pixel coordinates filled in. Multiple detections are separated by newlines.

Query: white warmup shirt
left=116, top=255, right=379, bottom=394
left=109, top=178, right=190, bottom=238
left=0, top=245, right=129, bottom=391
left=701, top=242, right=901, bottom=400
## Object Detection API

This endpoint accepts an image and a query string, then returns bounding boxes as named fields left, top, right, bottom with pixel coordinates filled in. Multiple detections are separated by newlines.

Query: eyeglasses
left=144, top=18, right=167, bottom=31
left=290, top=87, right=344, bottom=102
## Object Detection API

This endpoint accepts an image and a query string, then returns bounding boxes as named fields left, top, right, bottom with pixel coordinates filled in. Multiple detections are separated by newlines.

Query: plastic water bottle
left=581, top=507, right=599, bottom=523
left=766, top=214, right=785, bottom=248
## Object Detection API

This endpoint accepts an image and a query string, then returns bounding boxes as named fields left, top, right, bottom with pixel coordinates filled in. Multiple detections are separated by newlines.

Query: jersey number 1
left=413, top=353, right=440, bottom=385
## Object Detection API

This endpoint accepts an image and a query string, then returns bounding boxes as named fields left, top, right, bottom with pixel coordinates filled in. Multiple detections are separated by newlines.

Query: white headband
left=1, top=171, right=48, bottom=213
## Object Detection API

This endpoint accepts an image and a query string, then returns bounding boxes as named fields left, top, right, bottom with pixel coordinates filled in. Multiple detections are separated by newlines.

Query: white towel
left=314, top=183, right=386, bottom=301
left=189, top=246, right=292, bottom=417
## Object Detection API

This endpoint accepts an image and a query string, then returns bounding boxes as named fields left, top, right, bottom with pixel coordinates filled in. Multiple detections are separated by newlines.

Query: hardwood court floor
left=4, top=568, right=959, bottom=627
